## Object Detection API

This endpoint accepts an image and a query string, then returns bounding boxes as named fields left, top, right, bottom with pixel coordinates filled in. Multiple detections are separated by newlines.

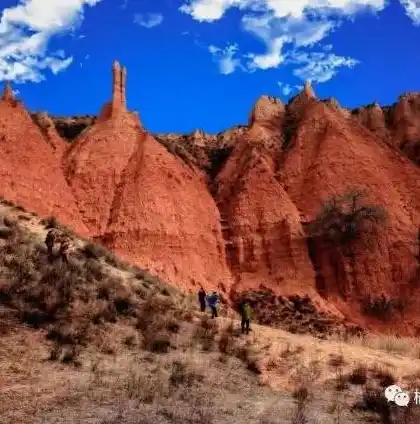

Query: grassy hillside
left=1, top=199, right=420, bottom=424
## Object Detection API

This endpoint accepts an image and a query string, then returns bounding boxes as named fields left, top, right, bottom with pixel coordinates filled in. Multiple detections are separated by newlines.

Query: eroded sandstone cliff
left=353, top=93, right=420, bottom=166
left=0, top=86, right=88, bottom=235
left=2, top=64, right=420, bottom=334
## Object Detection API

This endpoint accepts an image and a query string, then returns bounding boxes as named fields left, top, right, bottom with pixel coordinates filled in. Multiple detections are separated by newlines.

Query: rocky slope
left=1, top=65, right=420, bottom=334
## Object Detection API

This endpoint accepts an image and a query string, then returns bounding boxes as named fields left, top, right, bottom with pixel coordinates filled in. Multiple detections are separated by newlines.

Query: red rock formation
left=353, top=103, right=390, bottom=141
left=213, top=91, right=340, bottom=316
left=101, top=132, right=231, bottom=293
left=31, top=111, right=66, bottom=156
left=352, top=94, right=420, bottom=166
left=0, top=84, right=87, bottom=234
left=2, top=82, right=14, bottom=102
left=64, top=62, right=232, bottom=292
left=2, top=63, right=420, bottom=334
left=277, top=86, right=420, bottom=333
left=96, top=61, right=136, bottom=124
left=390, top=93, right=420, bottom=165
left=64, top=110, right=141, bottom=236
left=112, top=61, right=127, bottom=111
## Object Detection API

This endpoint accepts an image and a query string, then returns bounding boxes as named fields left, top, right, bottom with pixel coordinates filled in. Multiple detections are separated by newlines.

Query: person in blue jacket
left=206, top=292, right=219, bottom=318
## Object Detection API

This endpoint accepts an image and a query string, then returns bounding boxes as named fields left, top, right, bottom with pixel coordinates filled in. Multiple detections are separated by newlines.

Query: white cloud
left=0, top=0, right=101, bottom=83
left=208, top=43, right=243, bottom=74
left=400, top=0, right=420, bottom=24
left=133, top=13, right=164, bottom=28
left=179, top=0, right=241, bottom=22
left=289, top=51, right=359, bottom=83
left=180, top=0, right=387, bottom=21
left=180, top=0, right=388, bottom=81
left=278, top=81, right=303, bottom=96
left=246, top=36, right=287, bottom=70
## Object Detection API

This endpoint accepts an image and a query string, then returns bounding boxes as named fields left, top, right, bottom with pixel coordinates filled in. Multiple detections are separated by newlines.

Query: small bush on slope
left=40, top=215, right=59, bottom=229
left=362, top=294, right=406, bottom=321
left=306, top=189, right=387, bottom=246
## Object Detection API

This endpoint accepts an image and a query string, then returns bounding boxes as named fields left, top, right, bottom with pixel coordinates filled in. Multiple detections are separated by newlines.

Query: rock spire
left=2, top=82, right=15, bottom=102
left=112, top=60, right=127, bottom=111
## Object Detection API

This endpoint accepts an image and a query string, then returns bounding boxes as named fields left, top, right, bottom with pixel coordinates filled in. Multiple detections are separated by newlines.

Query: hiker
left=207, top=292, right=219, bottom=318
left=58, top=237, right=70, bottom=264
left=45, top=229, right=56, bottom=262
left=240, top=300, right=253, bottom=334
left=198, top=287, right=206, bottom=312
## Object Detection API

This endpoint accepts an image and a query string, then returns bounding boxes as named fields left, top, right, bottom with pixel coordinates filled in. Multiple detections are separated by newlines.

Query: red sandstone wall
left=63, top=112, right=141, bottom=236
left=0, top=97, right=87, bottom=235
left=277, top=97, right=420, bottom=332
left=100, top=132, right=232, bottom=293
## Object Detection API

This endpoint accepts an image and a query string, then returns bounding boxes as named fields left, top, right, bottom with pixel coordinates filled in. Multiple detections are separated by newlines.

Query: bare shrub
left=18, top=214, right=31, bottom=221
left=82, top=242, right=108, bottom=260
left=289, top=361, right=321, bottom=423
left=195, top=315, right=219, bottom=351
left=136, top=294, right=177, bottom=353
left=123, top=366, right=169, bottom=403
left=370, top=364, right=396, bottom=388
left=362, top=295, right=405, bottom=320
left=85, top=261, right=106, bottom=282
left=166, top=319, right=181, bottom=334
left=335, top=367, right=348, bottom=391
left=281, top=343, right=305, bottom=358
left=353, top=385, right=392, bottom=424
left=348, top=364, right=368, bottom=385
left=3, top=216, right=17, bottom=228
left=291, top=385, right=310, bottom=424
left=0, top=199, right=15, bottom=207
left=169, top=360, right=203, bottom=388
left=306, top=189, right=387, bottom=246
left=41, top=216, right=59, bottom=229
left=149, top=335, right=172, bottom=353
left=329, top=353, right=346, bottom=368
left=218, top=322, right=236, bottom=355
left=123, top=334, right=137, bottom=347
left=0, top=227, right=14, bottom=239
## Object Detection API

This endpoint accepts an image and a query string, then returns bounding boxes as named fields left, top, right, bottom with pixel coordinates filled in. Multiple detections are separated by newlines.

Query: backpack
left=241, top=303, right=252, bottom=320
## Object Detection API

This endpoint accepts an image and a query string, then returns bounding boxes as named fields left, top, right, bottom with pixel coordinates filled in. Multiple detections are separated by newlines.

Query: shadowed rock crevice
left=306, top=235, right=327, bottom=297
left=52, top=116, right=96, bottom=141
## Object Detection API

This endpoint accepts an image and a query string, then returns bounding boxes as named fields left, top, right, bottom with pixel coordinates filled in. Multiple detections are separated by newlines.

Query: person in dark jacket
left=240, top=300, right=253, bottom=334
left=45, top=229, right=56, bottom=262
left=206, top=292, right=219, bottom=318
left=59, top=237, right=70, bottom=264
left=198, top=287, right=206, bottom=312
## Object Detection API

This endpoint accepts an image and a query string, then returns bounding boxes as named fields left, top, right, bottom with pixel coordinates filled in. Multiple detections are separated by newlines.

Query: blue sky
left=0, top=0, right=419, bottom=134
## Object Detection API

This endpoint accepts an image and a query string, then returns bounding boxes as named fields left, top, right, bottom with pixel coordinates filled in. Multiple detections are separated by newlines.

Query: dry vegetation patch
left=2, top=201, right=420, bottom=423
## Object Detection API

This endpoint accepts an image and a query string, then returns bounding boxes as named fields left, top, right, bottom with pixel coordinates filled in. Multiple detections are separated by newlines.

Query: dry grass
left=3, top=201, right=420, bottom=423
left=352, top=333, right=420, bottom=358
